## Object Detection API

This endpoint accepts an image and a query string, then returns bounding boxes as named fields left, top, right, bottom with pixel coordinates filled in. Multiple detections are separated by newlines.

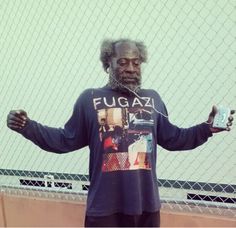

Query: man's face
left=109, top=42, right=141, bottom=94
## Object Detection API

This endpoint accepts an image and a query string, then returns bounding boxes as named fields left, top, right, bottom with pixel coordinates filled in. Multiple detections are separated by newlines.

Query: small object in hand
left=212, top=106, right=231, bottom=129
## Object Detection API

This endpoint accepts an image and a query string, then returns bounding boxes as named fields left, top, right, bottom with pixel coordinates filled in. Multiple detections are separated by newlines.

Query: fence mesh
left=0, top=0, right=235, bottom=218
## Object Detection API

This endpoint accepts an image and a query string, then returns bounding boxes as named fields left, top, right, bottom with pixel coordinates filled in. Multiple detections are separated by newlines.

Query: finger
left=8, top=117, right=26, bottom=128
left=209, top=105, right=218, bottom=117
left=227, top=122, right=232, bottom=127
left=11, top=110, right=27, bottom=118
left=8, top=123, right=24, bottom=130
left=15, top=112, right=27, bottom=120
left=8, top=113, right=25, bottom=123
left=226, top=127, right=231, bottom=131
left=8, top=119, right=26, bottom=128
left=228, top=116, right=233, bottom=122
left=16, top=110, right=27, bottom=120
left=15, top=109, right=27, bottom=115
left=10, top=110, right=26, bottom=115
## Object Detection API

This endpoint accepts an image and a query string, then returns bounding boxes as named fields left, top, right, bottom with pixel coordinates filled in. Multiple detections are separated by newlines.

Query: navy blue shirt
left=18, top=86, right=212, bottom=216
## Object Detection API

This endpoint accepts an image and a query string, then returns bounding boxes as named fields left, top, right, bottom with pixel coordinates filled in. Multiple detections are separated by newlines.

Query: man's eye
left=119, top=61, right=127, bottom=66
left=133, top=60, right=140, bottom=66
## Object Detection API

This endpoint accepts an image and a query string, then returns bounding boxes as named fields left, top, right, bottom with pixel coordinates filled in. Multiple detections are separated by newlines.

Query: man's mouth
left=121, top=76, right=139, bottom=84
left=123, top=78, right=137, bottom=83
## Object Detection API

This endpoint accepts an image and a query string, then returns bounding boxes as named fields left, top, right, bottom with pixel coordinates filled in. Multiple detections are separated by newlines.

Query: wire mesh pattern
left=0, top=0, right=235, bottom=217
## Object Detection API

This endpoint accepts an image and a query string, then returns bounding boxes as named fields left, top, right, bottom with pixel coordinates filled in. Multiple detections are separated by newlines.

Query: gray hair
left=100, top=38, right=147, bottom=72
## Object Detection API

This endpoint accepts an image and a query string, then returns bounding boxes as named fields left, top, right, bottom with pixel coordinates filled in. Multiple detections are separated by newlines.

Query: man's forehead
left=114, top=41, right=140, bottom=58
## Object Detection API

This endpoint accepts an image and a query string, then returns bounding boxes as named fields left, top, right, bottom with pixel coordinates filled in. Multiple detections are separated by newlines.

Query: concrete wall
left=0, top=194, right=5, bottom=227
left=0, top=193, right=235, bottom=227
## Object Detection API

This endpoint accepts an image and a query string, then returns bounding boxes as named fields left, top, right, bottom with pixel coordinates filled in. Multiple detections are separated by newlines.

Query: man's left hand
left=206, top=105, right=235, bottom=133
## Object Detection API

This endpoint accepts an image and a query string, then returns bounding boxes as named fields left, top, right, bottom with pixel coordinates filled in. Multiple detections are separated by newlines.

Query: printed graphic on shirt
left=97, top=107, right=154, bottom=172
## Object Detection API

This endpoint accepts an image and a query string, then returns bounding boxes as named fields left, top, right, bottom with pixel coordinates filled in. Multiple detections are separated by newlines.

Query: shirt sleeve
left=156, top=100, right=213, bottom=151
left=16, top=93, right=89, bottom=153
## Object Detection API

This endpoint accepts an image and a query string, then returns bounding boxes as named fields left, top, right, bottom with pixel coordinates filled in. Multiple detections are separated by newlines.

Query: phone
left=212, top=106, right=230, bottom=129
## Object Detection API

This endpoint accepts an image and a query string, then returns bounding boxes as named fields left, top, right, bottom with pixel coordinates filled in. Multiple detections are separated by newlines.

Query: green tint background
left=0, top=0, right=235, bottom=184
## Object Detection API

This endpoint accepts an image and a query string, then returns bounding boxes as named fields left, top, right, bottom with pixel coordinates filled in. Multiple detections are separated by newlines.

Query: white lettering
left=152, top=98, right=155, bottom=108
left=142, top=97, right=152, bottom=107
left=104, top=97, right=115, bottom=107
left=118, top=97, right=129, bottom=107
left=132, top=97, right=143, bottom=107
left=93, top=98, right=102, bottom=110
left=93, top=96, right=154, bottom=109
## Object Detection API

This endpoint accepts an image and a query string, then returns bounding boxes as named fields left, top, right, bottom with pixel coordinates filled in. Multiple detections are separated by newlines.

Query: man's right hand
left=7, top=110, right=29, bottom=130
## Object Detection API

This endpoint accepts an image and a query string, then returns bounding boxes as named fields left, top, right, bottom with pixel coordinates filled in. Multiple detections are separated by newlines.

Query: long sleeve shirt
left=17, top=86, right=212, bottom=216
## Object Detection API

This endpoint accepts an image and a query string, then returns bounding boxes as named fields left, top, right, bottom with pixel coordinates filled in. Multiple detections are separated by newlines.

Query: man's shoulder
left=140, top=88, right=161, bottom=97
left=79, top=87, right=105, bottom=96
left=76, top=87, right=109, bottom=101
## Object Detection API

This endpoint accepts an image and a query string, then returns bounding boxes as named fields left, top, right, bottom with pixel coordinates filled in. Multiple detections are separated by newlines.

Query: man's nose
left=126, top=62, right=135, bottom=73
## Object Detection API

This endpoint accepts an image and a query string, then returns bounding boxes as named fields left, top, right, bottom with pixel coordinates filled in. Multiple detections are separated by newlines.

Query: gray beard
left=108, top=74, right=141, bottom=95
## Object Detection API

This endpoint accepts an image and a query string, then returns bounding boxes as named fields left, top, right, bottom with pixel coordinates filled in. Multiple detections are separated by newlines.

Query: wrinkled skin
left=108, top=41, right=141, bottom=95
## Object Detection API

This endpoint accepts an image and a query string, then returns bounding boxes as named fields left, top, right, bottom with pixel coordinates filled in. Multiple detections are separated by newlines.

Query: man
left=99, top=118, right=110, bottom=141
left=7, top=39, right=234, bottom=227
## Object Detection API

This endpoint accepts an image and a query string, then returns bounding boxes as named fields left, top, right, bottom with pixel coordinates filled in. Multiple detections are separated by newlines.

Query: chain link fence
left=0, top=0, right=235, bottom=218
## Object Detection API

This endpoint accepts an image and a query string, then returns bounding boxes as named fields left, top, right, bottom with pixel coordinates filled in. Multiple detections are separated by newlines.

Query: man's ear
left=106, top=63, right=111, bottom=74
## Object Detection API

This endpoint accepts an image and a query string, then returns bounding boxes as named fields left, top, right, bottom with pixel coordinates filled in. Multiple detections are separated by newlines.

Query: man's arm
left=7, top=98, right=89, bottom=153
left=156, top=105, right=234, bottom=151
left=157, top=119, right=213, bottom=151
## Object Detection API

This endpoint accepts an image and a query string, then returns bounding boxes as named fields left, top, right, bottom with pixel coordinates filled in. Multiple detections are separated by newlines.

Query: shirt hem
left=86, top=205, right=162, bottom=217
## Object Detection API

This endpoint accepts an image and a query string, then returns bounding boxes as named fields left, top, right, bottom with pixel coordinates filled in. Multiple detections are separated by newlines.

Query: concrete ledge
left=2, top=194, right=85, bottom=227
left=160, top=208, right=236, bottom=227
left=0, top=192, right=235, bottom=227
left=0, top=193, right=6, bottom=227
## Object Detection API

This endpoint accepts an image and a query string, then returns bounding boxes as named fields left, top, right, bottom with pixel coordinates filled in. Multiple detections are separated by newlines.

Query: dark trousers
left=85, top=211, right=160, bottom=227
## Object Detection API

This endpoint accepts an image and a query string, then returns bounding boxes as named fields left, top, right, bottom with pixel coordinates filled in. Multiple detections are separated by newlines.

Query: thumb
left=207, top=105, right=217, bottom=124
left=209, top=105, right=218, bottom=118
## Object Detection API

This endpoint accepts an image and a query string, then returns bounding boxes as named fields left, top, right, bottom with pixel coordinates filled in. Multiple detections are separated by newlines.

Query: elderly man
left=7, top=39, right=234, bottom=227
